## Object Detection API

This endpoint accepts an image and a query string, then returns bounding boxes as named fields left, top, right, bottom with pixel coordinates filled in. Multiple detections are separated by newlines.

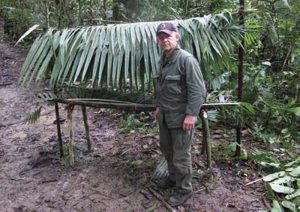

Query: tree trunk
left=236, top=0, right=245, bottom=157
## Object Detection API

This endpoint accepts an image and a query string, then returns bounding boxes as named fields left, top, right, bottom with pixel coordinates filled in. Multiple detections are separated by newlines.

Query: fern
left=25, top=106, right=42, bottom=124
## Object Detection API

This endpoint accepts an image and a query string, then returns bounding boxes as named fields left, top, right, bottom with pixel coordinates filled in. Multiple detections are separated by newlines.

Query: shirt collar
left=161, top=45, right=181, bottom=65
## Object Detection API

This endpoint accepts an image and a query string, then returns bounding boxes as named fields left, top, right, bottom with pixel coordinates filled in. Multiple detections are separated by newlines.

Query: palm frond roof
left=19, top=12, right=241, bottom=91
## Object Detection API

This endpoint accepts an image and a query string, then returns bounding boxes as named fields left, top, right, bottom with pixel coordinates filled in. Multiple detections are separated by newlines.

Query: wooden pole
left=200, top=110, right=211, bottom=169
left=67, top=104, right=75, bottom=166
left=55, top=102, right=64, bottom=157
left=200, top=111, right=207, bottom=155
left=81, top=106, right=91, bottom=152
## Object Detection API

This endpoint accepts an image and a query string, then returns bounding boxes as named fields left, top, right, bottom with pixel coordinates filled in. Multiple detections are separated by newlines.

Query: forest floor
left=0, top=26, right=270, bottom=212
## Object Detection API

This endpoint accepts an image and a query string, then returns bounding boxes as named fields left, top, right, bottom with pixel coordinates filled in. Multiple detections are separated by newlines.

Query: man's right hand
left=153, top=107, right=160, bottom=120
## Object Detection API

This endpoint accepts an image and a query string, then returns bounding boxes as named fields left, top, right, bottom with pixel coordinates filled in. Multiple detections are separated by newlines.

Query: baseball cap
left=156, top=22, right=178, bottom=35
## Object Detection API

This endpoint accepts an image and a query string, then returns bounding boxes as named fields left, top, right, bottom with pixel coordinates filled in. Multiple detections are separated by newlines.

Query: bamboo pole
left=55, top=102, right=64, bottom=157
left=81, top=106, right=91, bottom=152
left=67, top=104, right=75, bottom=166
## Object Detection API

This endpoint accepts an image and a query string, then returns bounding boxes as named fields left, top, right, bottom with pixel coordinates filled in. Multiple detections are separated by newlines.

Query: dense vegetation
left=0, top=0, right=299, bottom=211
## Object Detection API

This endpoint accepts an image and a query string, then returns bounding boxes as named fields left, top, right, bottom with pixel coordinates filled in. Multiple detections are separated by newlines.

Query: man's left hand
left=183, top=115, right=197, bottom=130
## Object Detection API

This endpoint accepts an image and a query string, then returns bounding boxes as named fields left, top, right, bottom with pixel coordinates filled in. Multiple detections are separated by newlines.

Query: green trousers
left=159, top=113, right=194, bottom=192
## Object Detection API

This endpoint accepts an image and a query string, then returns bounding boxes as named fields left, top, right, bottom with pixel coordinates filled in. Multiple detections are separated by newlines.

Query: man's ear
left=175, top=32, right=181, bottom=40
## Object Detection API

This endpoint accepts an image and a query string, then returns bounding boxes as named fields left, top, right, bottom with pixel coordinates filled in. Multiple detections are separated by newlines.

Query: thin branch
left=245, top=178, right=263, bottom=186
left=148, top=188, right=176, bottom=212
left=0, top=82, right=13, bottom=86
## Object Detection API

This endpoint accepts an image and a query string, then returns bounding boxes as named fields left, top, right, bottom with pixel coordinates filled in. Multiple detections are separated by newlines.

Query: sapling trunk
left=67, top=105, right=75, bottom=166
left=81, top=106, right=91, bottom=152
left=200, top=110, right=211, bottom=169
left=55, top=102, right=64, bottom=157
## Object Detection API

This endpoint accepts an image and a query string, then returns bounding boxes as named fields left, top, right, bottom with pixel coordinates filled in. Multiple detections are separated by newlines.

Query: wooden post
left=81, top=106, right=91, bottom=152
left=55, top=102, right=64, bottom=157
left=200, top=110, right=212, bottom=169
left=200, top=111, right=207, bottom=155
left=67, top=104, right=75, bottom=166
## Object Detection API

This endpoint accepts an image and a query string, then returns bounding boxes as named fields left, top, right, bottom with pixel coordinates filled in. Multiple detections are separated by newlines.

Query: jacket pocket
left=165, top=75, right=181, bottom=95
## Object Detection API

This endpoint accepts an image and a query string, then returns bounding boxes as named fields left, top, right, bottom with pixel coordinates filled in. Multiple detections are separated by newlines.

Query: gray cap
left=156, top=22, right=178, bottom=35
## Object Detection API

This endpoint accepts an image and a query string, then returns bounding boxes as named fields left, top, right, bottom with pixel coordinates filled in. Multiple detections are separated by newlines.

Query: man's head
left=156, top=22, right=180, bottom=54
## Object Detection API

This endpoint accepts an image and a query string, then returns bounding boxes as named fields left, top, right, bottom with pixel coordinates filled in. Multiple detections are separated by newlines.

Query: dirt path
left=0, top=40, right=268, bottom=211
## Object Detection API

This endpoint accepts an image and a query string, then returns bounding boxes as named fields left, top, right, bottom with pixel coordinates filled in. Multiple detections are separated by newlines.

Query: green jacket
left=155, top=47, right=207, bottom=128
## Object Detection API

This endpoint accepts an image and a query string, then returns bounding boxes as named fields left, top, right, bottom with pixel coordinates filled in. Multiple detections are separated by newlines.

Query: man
left=153, top=22, right=207, bottom=206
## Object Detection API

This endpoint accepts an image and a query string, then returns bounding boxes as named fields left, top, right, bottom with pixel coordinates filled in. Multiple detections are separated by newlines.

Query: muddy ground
left=0, top=32, right=269, bottom=211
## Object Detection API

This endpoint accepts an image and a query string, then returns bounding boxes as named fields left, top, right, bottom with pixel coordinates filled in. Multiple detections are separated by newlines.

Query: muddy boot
left=156, top=177, right=176, bottom=189
left=168, top=191, right=193, bottom=206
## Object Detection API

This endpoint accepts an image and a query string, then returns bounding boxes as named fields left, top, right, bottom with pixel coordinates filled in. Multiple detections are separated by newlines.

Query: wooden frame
left=54, top=98, right=240, bottom=167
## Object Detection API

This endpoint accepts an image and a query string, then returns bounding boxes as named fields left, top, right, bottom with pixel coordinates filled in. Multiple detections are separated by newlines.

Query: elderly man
left=153, top=22, right=207, bottom=206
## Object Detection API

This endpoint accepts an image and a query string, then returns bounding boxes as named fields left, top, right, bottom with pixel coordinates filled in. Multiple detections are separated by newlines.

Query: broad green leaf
left=260, top=162, right=280, bottom=168
left=286, top=189, right=300, bottom=200
left=271, top=200, right=283, bottom=212
left=270, top=182, right=295, bottom=194
left=240, top=102, right=255, bottom=114
left=289, top=166, right=300, bottom=177
left=285, top=157, right=300, bottom=167
left=281, top=200, right=296, bottom=212
left=287, top=107, right=300, bottom=116
left=272, top=176, right=295, bottom=185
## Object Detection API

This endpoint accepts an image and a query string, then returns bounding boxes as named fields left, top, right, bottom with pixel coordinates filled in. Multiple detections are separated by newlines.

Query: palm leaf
left=19, top=12, right=241, bottom=92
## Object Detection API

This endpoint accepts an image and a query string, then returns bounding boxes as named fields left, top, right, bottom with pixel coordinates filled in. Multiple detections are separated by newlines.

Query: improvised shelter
left=19, top=12, right=241, bottom=166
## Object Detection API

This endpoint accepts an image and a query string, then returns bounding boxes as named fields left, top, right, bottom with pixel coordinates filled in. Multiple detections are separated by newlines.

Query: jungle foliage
left=0, top=0, right=299, bottom=210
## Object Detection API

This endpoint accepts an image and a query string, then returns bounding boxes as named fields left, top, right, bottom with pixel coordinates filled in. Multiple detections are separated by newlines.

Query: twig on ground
left=194, top=186, right=206, bottom=194
left=0, top=82, right=13, bottom=86
left=148, top=188, right=176, bottom=212
left=262, top=198, right=271, bottom=210
left=245, top=178, right=263, bottom=186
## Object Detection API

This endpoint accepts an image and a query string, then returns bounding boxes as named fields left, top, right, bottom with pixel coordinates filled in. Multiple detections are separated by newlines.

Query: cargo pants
left=159, top=111, right=193, bottom=192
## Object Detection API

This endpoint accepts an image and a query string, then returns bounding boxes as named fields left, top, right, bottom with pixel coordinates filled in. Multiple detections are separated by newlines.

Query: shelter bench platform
left=54, top=99, right=240, bottom=168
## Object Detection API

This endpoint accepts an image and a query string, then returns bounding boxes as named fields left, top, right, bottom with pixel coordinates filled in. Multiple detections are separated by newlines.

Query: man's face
left=156, top=32, right=180, bottom=52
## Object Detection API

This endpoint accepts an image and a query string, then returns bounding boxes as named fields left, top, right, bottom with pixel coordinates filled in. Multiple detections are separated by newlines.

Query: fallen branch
left=194, top=186, right=206, bottom=194
left=245, top=178, right=263, bottom=186
left=0, top=82, right=13, bottom=86
left=148, top=188, right=176, bottom=212
left=262, top=198, right=271, bottom=210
